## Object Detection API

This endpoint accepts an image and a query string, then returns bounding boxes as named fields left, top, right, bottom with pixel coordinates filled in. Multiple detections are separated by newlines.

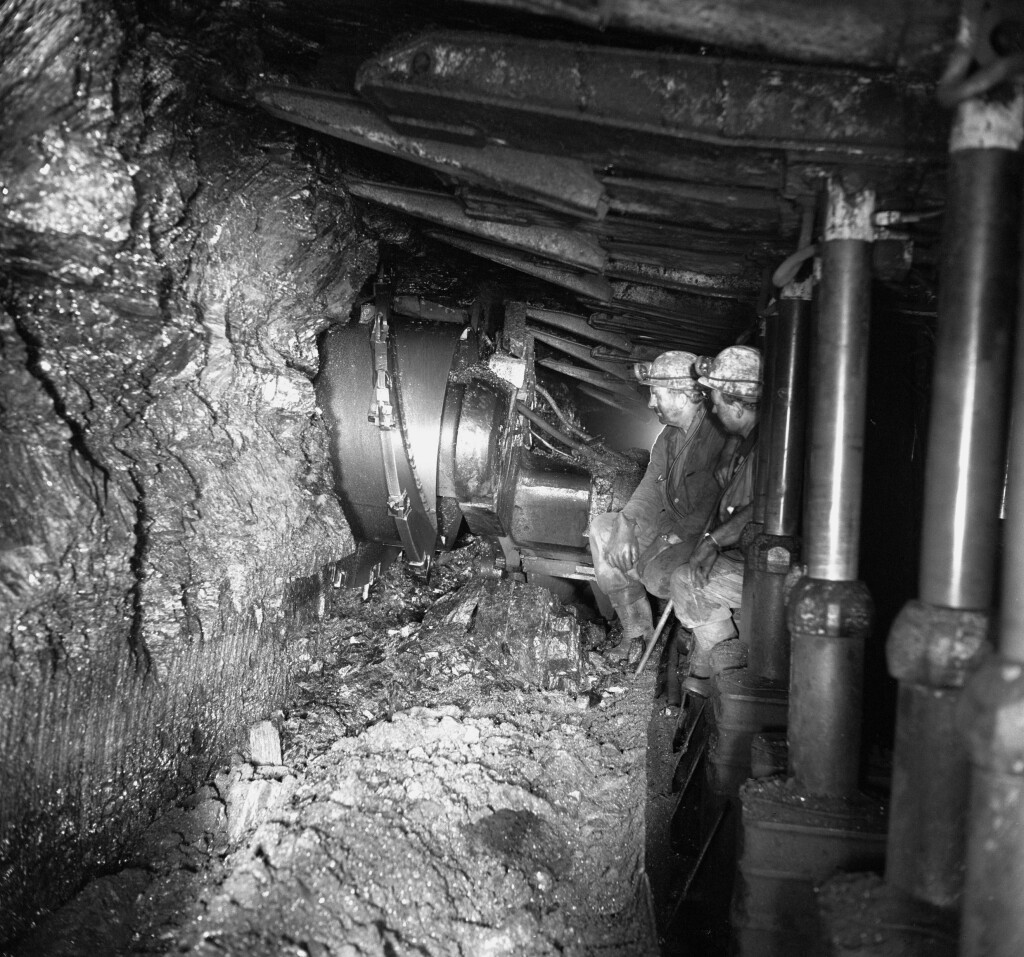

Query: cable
left=938, top=53, right=1024, bottom=106
left=770, top=204, right=817, bottom=292
left=535, top=384, right=594, bottom=443
left=530, top=429, right=574, bottom=460
left=515, top=401, right=587, bottom=453
left=936, top=0, right=1024, bottom=107
left=771, top=244, right=817, bottom=290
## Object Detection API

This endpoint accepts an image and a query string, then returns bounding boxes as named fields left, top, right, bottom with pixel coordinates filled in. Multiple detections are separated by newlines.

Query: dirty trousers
left=589, top=511, right=692, bottom=604
left=669, top=555, right=745, bottom=674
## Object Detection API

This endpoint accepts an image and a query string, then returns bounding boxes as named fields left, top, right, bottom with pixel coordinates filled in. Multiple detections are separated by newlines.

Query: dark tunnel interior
left=2, top=1, right=1021, bottom=955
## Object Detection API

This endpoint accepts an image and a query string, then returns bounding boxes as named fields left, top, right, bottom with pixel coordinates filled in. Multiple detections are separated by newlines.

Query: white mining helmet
left=695, top=345, right=762, bottom=401
left=632, top=350, right=701, bottom=395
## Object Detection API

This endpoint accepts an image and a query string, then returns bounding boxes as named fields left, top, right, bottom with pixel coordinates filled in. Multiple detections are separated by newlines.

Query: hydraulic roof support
left=788, top=174, right=875, bottom=796
left=708, top=284, right=811, bottom=800
left=746, top=288, right=811, bottom=683
left=732, top=176, right=885, bottom=957
left=959, top=89, right=1024, bottom=957
left=457, top=0, right=957, bottom=73
left=885, top=92, right=1021, bottom=924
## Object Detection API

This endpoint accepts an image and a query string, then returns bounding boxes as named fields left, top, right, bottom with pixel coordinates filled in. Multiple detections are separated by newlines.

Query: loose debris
left=13, top=539, right=658, bottom=956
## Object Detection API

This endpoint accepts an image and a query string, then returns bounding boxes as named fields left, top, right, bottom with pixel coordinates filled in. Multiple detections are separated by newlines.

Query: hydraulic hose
left=535, top=384, right=594, bottom=442
left=515, top=401, right=588, bottom=453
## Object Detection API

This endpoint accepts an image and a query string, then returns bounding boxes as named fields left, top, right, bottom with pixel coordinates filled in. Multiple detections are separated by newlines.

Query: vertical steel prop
left=746, top=287, right=811, bottom=681
left=708, top=287, right=810, bottom=797
left=886, top=94, right=1022, bottom=915
left=711, top=314, right=795, bottom=797
left=787, top=175, right=875, bottom=798
left=959, top=89, right=1024, bottom=957
left=737, top=319, right=775, bottom=652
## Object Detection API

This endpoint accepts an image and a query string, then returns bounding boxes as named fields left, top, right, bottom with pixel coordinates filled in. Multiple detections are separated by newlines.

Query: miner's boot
left=682, top=616, right=737, bottom=698
left=608, top=593, right=654, bottom=668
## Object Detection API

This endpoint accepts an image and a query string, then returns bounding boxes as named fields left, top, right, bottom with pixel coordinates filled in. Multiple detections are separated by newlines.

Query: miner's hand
left=607, top=516, right=640, bottom=573
left=690, top=538, right=719, bottom=587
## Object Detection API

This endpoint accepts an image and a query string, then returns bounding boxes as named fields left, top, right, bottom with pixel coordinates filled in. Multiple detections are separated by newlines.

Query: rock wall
left=0, top=1, right=376, bottom=939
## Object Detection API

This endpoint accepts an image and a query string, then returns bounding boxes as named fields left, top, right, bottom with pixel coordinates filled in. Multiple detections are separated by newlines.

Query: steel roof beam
left=254, top=85, right=608, bottom=221
left=425, top=230, right=615, bottom=301
left=356, top=31, right=947, bottom=188
left=346, top=179, right=608, bottom=272
left=454, top=0, right=956, bottom=72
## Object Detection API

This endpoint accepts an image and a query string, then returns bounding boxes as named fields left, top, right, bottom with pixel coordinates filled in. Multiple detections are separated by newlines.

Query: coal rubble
left=13, top=542, right=659, bottom=957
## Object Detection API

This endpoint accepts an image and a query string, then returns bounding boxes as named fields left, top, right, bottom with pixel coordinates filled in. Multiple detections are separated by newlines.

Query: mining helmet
left=633, top=350, right=701, bottom=395
left=696, top=345, right=762, bottom=401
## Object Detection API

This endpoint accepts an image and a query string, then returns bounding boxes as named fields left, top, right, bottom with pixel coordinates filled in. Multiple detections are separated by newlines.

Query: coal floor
left=7, top=540, right=729, bottom=957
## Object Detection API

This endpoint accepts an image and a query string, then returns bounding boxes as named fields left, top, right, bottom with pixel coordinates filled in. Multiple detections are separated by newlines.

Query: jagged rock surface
left=0, top=0, right=375, bottom=938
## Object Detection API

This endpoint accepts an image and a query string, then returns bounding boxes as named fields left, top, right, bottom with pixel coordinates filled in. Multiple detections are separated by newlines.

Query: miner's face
left=709, top=387, right=754, bottom=435
left=649, top=385, right=699, bottom=429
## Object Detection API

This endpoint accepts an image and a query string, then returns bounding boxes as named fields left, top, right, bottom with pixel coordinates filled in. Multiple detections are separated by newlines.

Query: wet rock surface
left=1, top=0, right=379, bottom=934
left=11, top=545, right=659, bottom=956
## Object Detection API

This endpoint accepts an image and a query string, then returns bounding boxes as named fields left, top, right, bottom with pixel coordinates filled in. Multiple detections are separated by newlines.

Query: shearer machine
left=315, top=284, right=652, bottom=596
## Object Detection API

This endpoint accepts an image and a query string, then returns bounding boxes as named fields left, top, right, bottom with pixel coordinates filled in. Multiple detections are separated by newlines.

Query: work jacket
left=622, top=408, right=727, bottom=555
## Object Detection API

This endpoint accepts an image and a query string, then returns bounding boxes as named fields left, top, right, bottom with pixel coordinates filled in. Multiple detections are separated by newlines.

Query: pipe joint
left=960, top=654, right=1024, bottom=775
left=823, top=174, right=876, bottom=242
left=788, top=577, right=873, bottom=641
left=949, top=94, right=1024, bottom=154
left=887, top=599, right=990, bottom=689
left=750, top=532, right=800, bottom=576
left=739, top=520, right=761, bottom=555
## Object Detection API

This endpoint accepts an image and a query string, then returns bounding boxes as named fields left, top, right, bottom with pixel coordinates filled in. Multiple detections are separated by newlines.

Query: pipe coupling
left=887, top=599, right=990, bottom=689
left=787, top=577, right=872, bottom=640
left=740, top=520, right=762, bottom=555
left=750, top=532, right=800, bottom=576
left=959, top=654, right=1024, bottom=775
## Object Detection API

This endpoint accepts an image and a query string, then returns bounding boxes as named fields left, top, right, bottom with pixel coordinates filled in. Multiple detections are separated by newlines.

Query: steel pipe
left=787, top=176, right=874, bottom=797
left=738, top=320, right=773, bottom=649
left=918, top=130, right=1020, bottom=609
left=765, top=292, right=811, bottom=538
left=1001, top=217, right=1024, bottom=660
left=885, top=601, right=988, bottom=907
left=885, top=93, right=1023, bottom=920
left=745, top=285, right=810, bottom=680
left=804, top=179, right=874, bottom=581
left=745, top=532, right=800, bottom=682
left=788, top=577, right=872, bottom=797
left=753, top=320, right=776, bottom=526
left=961, top=89, right=1024, bottom=957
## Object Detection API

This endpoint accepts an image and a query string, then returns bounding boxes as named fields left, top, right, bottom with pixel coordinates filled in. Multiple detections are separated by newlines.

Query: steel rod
left=787, top=175, right=874, bottom=797
left=1001, top=242, right=1024, bottom=661
left=634, top=600, right=675, bottom=676
left=887, top=94, right=1022, bottom=918
left=960, top=89, right=1024, bottom=957
left=752, top=320, right=776, bottom=526
left=918, top=152, right=1019, bottom=608
left=765, top=293, right=811, bottom=537
left=804, top=180, right=874, bottom=581
left=788, top=579, right=869, bottom=796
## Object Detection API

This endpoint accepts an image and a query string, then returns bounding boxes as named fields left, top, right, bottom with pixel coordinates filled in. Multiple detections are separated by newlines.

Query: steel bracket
left=368, top=310, right=394, bottom=427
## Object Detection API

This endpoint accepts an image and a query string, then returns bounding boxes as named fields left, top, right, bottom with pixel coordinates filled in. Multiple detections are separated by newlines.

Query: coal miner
left=588, top=350, right=727, bottom=669
left=670, top=345, right=763, bottom=698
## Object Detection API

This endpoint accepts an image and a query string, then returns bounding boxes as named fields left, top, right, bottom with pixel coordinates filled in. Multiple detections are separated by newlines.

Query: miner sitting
left=669, top=345, right=762, bottom=698
left=589, top=350, right=727, bottom=667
